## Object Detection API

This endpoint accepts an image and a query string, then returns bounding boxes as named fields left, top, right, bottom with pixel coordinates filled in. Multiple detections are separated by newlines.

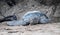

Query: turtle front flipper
left=7, top=20, right=28, bottom=26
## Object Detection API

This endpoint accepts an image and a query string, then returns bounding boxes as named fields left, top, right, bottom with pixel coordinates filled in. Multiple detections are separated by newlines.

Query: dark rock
left=0, top=15, right=17, bottom=23
left=35, top=0, right=60, bottom=5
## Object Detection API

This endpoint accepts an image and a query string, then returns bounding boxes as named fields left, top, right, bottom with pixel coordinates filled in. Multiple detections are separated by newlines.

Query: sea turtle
left=7, top=11, right=51, bottom=26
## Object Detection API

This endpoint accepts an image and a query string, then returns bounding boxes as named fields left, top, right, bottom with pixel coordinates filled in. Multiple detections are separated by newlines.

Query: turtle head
left=40, top=14, right=51, bottom=23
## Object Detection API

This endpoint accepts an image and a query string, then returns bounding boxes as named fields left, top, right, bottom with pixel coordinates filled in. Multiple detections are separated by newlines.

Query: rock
left=35, top=0, right=60, bottom=5
left=53, top=5, right=60, bottom=17
left=0, top=1, right=10, bottom=17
